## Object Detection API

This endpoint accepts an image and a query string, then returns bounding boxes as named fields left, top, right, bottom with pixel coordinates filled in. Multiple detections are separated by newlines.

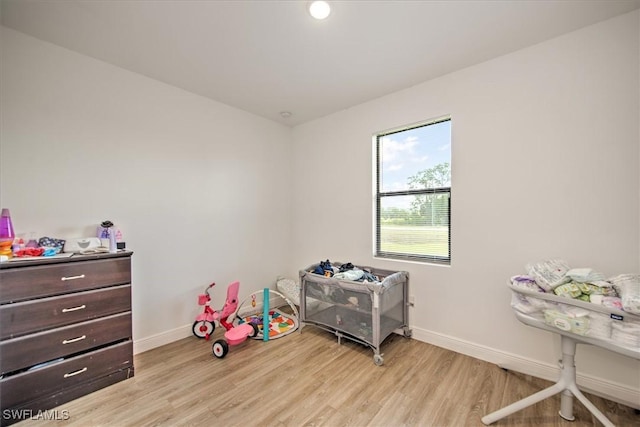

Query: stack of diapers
left=525, top=259, right=571, bottom=292
left=609, top=274, right=640, bottom=314
left=583, top=311, right=612, bottom=340
left=510, top=259, right=640, bottom=350
left=611, top=320, right=640, bottom=348
left=510, top=276, right=548, bottom=319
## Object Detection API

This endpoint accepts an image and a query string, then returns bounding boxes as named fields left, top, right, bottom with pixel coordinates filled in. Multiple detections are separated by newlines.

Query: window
left=374, top=117, right=451, bottom=264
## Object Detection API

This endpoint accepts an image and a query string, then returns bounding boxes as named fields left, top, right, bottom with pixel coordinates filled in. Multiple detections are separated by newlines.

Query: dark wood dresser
left=0, top=252, right=134, bottom=425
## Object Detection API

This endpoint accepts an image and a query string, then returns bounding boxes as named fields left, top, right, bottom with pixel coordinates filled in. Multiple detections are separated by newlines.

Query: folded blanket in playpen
left=300, top=262, right=408, bottom=312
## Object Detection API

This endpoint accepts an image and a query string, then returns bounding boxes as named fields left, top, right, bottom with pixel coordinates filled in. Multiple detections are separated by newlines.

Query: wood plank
left=12, top=328, right=639, bottom=427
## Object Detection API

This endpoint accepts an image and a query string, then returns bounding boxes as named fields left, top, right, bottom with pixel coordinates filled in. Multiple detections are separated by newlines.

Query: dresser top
left=0, top=251, right=133, bottom=270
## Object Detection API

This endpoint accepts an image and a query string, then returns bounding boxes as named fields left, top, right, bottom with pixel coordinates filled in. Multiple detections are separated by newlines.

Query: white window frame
left=373, top=117, right=451, bottom=264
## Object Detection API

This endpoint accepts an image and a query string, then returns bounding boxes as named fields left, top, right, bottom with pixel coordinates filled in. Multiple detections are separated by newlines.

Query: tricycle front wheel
left=192, top=320, right=215, bottom=339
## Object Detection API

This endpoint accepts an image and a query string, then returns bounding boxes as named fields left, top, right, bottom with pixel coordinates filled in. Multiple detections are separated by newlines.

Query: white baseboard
left=410, top=326, right=640, bottom=410
left=133, top=324, right=192, bottom=355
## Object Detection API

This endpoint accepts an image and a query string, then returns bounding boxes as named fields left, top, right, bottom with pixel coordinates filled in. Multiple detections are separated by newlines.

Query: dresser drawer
left=0, top=312, right=131, bottom=375
left=0, top=257, right=131, bottom=304
left=0, top=285, right=131, bottom=339
left=0, top=341, right=133, bottom=410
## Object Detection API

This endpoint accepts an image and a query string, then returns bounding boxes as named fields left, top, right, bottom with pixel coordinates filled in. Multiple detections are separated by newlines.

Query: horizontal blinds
left=377, top=192, right=450, bottom=263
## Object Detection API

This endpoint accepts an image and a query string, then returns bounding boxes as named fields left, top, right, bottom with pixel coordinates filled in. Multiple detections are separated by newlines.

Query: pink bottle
left=0, top=208, right=16, bottom=258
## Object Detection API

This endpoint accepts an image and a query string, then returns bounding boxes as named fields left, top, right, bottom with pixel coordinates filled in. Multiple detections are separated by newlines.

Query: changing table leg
left=558, top=336, right=577, bottom=421
left=482, top=336, right=616, bottom=427
left=568, top=384, right=615, bottom=427
left=481, top=381, right=566, bottom=425
left=559, top=389, right=574, bottom=421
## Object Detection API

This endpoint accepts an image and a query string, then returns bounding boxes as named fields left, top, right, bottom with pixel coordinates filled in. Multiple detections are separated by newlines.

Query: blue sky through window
left=380, top=119, right=451, bottom=194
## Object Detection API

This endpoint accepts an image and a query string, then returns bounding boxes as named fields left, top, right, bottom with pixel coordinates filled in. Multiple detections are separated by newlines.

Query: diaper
left=611, top=320, right=640, bottom=348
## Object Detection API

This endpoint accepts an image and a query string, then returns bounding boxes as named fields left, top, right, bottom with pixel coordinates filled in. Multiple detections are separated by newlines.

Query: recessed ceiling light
left=309, top=1, right=331, bottom=20
left=280, top=111, right=292, bottom=118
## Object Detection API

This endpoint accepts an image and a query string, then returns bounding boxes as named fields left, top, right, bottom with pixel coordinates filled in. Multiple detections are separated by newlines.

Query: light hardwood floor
left=15, top=327, right=639, bottom=427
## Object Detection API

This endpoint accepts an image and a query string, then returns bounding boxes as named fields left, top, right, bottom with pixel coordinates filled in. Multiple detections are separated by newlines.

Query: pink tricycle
left=192, top=281, right=258, bottom=358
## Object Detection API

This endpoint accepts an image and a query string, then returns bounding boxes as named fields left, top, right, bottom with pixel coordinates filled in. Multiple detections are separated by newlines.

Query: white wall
left=0, top=27, right=293, bottom=349
left=291, top=11, right=640, bottom=405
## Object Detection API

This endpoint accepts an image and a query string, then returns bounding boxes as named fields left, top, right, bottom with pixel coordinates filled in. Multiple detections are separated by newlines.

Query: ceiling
left=2, top=0, right=639, bottom=127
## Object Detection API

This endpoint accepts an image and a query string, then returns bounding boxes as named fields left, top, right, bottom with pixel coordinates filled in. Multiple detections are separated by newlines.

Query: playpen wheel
left=373, top=354, right=384, bottom=366
left=212, top=340, right=229, bottom=358
left=192, top=321, right=215, bottom=339
left=249, top=323, right=259, bottom=338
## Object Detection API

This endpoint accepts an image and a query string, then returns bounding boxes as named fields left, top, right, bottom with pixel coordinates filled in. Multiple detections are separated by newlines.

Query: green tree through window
left=409, top=162, right=450, bottom=226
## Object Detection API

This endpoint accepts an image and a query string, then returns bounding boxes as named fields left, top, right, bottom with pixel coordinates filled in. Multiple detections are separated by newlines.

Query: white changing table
left=482, top=284, right=640, bottom=427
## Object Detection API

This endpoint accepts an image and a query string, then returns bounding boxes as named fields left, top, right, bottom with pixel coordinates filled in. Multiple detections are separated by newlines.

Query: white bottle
left=109, top=229, right=117, bottom=253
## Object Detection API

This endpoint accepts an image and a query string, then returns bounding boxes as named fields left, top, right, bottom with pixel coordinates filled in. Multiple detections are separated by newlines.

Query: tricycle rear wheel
left=249, top=323, right=259, bottom=338
left=212, top=340, right=229, bottom=358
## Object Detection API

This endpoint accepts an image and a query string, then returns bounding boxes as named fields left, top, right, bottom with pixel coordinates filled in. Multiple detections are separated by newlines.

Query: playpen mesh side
left=302, top=273, right=407, bottom=347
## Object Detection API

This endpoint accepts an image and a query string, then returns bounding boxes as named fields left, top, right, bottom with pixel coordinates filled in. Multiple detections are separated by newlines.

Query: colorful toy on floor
left=234, top=289, right=299, bottom=340
left=193, top=281, right=300, bottom=358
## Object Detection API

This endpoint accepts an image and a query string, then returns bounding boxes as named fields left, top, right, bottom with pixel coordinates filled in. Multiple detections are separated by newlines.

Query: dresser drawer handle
left=62, top=304, right=86, bottom=313
left=61, top=274, right=86, bottom=281
left=63, top=367, right=87, bottom=378
left=62, top=335, right=87, bottom=344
